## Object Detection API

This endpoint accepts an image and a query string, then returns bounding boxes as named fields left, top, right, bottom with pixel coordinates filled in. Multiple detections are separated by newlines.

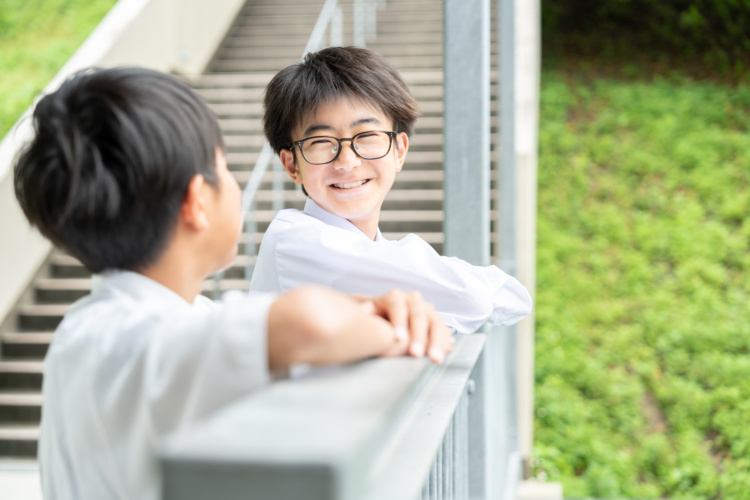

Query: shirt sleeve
left=272, top=219, right=532, bottom=333
left=142, top=291, right=277, bottom=433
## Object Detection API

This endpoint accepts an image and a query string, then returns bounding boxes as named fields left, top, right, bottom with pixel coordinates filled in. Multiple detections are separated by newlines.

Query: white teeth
left=333, top=180, right=367, bottom=189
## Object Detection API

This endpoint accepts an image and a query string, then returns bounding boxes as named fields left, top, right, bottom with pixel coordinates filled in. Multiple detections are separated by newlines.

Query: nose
left=332, top=140, right=361, bottom=170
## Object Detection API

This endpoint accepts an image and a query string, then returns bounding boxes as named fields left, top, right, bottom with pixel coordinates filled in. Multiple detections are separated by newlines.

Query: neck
left=139, top=266, right=204, bottom=304
left=349, top=217, right=379, bottom=241
left=138, top=243, right=208, bottom=303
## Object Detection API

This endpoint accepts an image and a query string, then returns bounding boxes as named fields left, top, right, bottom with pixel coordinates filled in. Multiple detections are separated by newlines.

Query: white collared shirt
left=38, top=270, right=276, bottom=500
left=250, top=199, right=532, bottom=333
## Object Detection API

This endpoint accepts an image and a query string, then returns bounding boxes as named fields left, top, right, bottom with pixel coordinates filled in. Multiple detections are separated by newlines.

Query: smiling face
left=279, top=98, right=409, bottom=240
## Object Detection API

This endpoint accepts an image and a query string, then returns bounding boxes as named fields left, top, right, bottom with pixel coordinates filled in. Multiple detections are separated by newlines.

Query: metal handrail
left=161, top=334, right=489, bottom=500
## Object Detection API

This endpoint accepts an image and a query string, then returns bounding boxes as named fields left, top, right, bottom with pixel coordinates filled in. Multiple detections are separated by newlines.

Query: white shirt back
left=39, top=271, right=275, bottom=500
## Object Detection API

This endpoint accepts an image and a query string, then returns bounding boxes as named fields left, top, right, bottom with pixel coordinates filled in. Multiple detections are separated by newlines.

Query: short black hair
left=263, top=46, right=420, bottom=154
left=14, top=67, right=224, bottom=273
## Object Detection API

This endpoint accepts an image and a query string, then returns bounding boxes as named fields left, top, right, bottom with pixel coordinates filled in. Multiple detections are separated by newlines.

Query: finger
left=427, top=311, right=452, bottom=364
left=348, top=293, right=371, bottom=303
left=407, top=292, right=427, bottom=357
left=373, top=290, right=408, bottom=341
left=357, top=298, right=376, bottom=316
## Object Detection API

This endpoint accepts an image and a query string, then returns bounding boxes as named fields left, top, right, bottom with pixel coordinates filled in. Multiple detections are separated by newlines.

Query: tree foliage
left=543, top=0, right=750, bottom=79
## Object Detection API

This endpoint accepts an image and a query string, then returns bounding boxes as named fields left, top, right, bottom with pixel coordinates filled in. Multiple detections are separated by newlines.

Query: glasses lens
left=352, top=131, right=392, bottom=160
left=299, top=132, right=393, bottom=164
left=301, top=137, right=340, bottom=164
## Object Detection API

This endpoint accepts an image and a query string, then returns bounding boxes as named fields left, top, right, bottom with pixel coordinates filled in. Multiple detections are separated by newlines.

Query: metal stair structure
left=0, top=0, right=451, bottom=461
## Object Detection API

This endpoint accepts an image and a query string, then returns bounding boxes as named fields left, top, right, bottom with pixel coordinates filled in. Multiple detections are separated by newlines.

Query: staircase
left=0, top=0, right=447, bottom=461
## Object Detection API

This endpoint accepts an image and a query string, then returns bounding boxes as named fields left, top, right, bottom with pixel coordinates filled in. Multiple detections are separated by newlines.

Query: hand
left=362, top=290, right=455, bottom=364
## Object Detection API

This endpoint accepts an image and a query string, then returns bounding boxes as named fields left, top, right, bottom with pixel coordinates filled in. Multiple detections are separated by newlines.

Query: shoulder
left=273, top=208, right=310, bottom=226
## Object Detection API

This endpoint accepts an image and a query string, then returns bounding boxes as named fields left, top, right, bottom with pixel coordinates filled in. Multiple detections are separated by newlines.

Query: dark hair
left=263, top=46, right=420, bottom=154
left=14, top=67, right=224, bottom=273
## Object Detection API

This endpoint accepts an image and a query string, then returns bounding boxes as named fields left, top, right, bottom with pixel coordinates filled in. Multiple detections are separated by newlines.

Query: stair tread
left=0, top=392, right=43, bottom=406
left=16, top=304, right=70, bottom=316
left=0, top=425, right=40, bottom=441
left=0, top=360, right=45, bottom=373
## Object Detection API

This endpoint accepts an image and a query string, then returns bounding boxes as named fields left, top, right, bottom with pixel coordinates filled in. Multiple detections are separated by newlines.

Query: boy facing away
left=250, top=46, right=533, bottom=340
left=13, top=67, right=453, bottom=499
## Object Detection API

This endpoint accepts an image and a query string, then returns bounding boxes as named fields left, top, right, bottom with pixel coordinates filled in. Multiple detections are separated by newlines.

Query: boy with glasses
left=251, top=46, right=532, bottom=351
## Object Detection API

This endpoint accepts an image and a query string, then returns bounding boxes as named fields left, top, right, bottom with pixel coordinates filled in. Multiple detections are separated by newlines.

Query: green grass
left=534, top=68, right=750, bottom=498
left=0, top=0, right=117, bottom=139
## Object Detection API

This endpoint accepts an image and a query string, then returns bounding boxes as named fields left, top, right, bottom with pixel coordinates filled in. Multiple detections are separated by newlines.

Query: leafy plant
left=534, top=68, right=750, bottom=498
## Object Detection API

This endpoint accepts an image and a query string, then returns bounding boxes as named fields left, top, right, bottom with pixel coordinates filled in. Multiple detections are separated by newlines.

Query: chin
left=214, top=247, right=239, bottom=275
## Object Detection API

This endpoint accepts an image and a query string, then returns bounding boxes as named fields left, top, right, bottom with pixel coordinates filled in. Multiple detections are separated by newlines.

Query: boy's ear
left=280, top=149, right=303, bottom=185
left=181, top=174, right=210, bottom=231
left=394, top=132, right=409, bottom=173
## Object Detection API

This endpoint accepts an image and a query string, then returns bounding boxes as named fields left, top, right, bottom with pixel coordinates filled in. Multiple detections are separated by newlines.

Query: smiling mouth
left=331, top=179, right=370, bottom=189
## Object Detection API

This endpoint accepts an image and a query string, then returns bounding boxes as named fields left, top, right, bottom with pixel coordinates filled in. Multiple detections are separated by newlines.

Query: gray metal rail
left=160, top=335, right=489, bottom=500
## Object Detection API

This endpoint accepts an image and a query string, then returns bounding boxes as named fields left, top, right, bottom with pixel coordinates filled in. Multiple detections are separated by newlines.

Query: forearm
left=266, top=286, right=396, bottom=370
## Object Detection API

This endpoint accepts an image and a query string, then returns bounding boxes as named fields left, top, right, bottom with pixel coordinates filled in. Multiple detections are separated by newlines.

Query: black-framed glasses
left=290, top=130, right=397, bottom=165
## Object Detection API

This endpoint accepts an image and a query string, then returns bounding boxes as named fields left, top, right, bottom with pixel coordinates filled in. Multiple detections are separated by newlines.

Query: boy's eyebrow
left=300, top=117, right=383, bottom=138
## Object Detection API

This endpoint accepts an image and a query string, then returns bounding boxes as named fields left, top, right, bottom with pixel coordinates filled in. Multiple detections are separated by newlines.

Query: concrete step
left=222, top=31, right=444, bottom=49
left=214, top=44, right=441, bottom=61
left=234, top=8, right=443, bottom=26
left=220, top=35, right=311, bottom=49
left=370, top=44, right=443, bottom=58
left=0, top=392, right=43, bottom=424
left=197, top=81, right=451, bottom=102
left=0, top=361, right=44, bottom=390
left=34, top=278, right=91, bottom=304
left=0, top=425, right=38, bottom=458
left=229, top=21, right=442, bottom=38
left=1, top=333, right=53, bottom=360
left=238, top=3, right=324, bottom=16
left=16, top=305, right=69, bottom=332
left=214, top=115, right=450, bottom=134
left=193, top=72, right=277, bottom=88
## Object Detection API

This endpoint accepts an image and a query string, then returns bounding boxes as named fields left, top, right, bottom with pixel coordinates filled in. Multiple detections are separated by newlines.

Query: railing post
left=443, top=1, right=492, bottom=499
left=365, top=0, right=378, bottom=43
left=330, top=4, right=343, bottom=46
left=443, top=0, right=490, bottom=266
left=353, top=0, right=366, bottom=47
left=497, top=0, right=541, bottom=482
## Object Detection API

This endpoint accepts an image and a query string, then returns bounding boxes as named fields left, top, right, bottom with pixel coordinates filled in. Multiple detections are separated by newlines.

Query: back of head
left=263, top=46, right=420, bottom=154
left=14, top=67, right=224, bottom=273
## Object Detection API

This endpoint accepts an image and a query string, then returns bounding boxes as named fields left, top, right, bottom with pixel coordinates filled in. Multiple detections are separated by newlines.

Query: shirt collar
left=91, top=270, right=195, bottom=311
left=303, top=198, right=386, bottom=242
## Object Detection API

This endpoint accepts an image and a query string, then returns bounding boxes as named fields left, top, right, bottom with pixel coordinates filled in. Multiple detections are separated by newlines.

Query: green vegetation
left=542, top=0, right=750, bottom=81
left=534, top=67, right=750, bottom=498
left=0, top=0, right=117, bottom=139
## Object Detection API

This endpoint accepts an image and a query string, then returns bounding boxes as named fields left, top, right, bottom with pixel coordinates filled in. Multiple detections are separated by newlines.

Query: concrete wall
left=0, top=0, right=245, bottom=325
